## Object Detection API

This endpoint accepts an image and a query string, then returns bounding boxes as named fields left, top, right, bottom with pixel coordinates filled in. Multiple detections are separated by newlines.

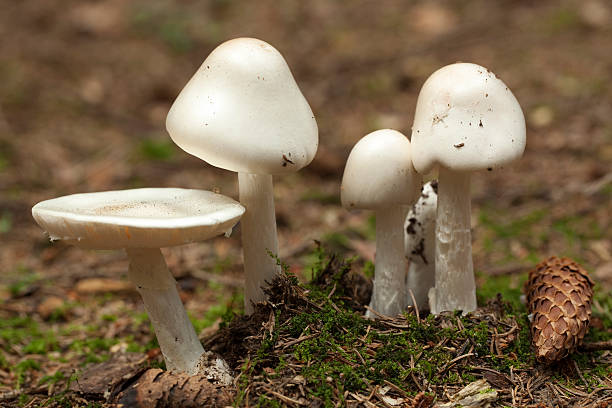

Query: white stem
left=407, top=258, right=435, bottom=311
left=238, top=173, right=280, bottom=314
left=367, top=207, right=408, bottom=317
left=429, top=169, right=477, bottom=314
left=405, top=182, right=437, bottom=311
left=125, top=248, right=205, bottom=375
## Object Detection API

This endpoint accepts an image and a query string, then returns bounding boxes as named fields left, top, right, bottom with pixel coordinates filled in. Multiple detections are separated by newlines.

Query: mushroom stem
left=405, top=181, right=437, bottom=311
left=368, top=206, right=408, bottom=317
left=429, top=168, right=477, bottom=314
left=238, top=172, right=281, bottom=314
left=125, top=248, right=205, bottom=375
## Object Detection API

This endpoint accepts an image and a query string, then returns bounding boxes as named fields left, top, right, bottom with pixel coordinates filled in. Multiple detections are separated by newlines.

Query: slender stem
left=238, top=173, right=280, bottom=314
left=429, top=168, right=477, bottom=314
left=407, top=261, right=435, bottom=311
left=406, top=183, right=437, bottom=311
left=125, top=248, right=205, bottom=375
left=367, top=206, right=408, bottom=317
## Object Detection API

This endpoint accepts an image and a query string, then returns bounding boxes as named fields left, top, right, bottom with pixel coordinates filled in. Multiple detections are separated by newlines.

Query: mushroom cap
left=341, top=129, right=421, bottom=210
left=411, top=63, right=526, bottom=174
left=166, top=37, right=318, bottom=175
left=32, top=188, right=245, bottom=249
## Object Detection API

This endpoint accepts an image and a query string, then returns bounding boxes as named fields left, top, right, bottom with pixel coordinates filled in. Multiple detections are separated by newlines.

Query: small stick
left=580, top=340, right=612, bottom=351
left=408, top=288, right=420, bottom=324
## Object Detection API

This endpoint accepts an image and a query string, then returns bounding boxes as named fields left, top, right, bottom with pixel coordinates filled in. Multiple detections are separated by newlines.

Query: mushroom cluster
left=341, top=63, right=525, bottom=316
left=32, top=37, right=528, bottom=382
left=31, top=37, right=318, bottom=378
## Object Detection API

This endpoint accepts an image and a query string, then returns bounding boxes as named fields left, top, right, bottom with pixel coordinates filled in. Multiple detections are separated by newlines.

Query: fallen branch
left=580, top=340, right=612, bottom=352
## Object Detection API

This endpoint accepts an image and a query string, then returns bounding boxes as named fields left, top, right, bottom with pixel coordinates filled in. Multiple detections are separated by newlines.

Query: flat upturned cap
left=32, top=188, right=245, bottom=249
left=341, top=129, right=421, bottom=210
left=166, top=37, right=318, bottom=175
left=411, top=63, right=526, bottom=174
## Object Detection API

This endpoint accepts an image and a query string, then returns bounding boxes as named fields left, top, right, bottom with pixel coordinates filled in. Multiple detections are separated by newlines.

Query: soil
left=0, top=0, right=611, bottom=406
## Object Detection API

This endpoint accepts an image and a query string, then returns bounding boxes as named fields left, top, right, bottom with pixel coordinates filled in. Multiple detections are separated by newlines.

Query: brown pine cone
left=524, top=257, right=594, bottom=364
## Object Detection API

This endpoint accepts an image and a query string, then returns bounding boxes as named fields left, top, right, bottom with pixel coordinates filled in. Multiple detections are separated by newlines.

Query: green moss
left=23, top=336, right=59, bottom=354
left=7, top=269, right=39, bottom=297
left=38, top=370, right=66, bottom=386
left=362, top=260, right=374, bottom=279
left=234, top=248, right=611, bottom=405
left=476, top=273, right=527, bottom=312
left=15, top=359, right=41, bottom=389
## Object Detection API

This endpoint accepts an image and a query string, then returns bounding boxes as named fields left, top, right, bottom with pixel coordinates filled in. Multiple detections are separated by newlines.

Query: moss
left=232, top=248, right=611, bottom=406
left=476, top=273, right=527, bottom=312
left=15, top=359, right=41, bottom=389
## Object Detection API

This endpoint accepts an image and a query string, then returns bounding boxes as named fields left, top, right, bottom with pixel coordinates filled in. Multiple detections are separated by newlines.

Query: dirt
left=0, top=0, right=611, bottom=406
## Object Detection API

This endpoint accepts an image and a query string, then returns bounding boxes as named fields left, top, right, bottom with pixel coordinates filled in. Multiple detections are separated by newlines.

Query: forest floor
left=0, top=0, right=611, bottom=406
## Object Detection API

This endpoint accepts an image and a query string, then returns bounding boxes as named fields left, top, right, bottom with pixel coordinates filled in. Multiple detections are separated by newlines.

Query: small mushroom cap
left=166, top=37, right=318, bottom=175
left=411, top=63, right=526, bottom=174
left=32, top=188, right=245, bottom=250
left=341, top=129, right=421, bottom=210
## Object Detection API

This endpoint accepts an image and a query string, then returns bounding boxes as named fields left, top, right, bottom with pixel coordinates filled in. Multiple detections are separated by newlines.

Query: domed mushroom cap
left=166, top=37, right=318, bottom=175
left=411, top=63, right=526, bottom=174
left=341, top=129, right=421, bottom=210
left=32, top=188, right=245, bottom=249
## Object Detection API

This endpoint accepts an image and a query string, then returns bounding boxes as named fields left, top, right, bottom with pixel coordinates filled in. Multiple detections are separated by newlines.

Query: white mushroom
left=341, top=129, right=421, bottom=317
left=405, top=180, right=437, bottom=311
left=32, top=188, right=244, bottom=381
left=411, top=63, right=526, bottom=314
left=166, top=38, right=318, bottom=314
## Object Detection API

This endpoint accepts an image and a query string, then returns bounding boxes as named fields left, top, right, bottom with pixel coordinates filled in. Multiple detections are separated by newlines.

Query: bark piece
left=437, top=379, right=498, bottom=407
left=524, top=256, right=594, bottom=364
left=71, top=352, right=148, bottom=397
left=113, top=368, right=233, bottom=407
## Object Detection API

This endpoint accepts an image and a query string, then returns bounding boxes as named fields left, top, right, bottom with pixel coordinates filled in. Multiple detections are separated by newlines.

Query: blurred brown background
left=1, top=0, right=611, bottom=292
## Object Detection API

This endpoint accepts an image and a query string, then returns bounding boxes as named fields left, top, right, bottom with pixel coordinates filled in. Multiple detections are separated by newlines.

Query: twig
left=364, top=305, right=389, bottom=320
left=0, top=390, right=20, bottom=401
left=349, top=392, right=378, bottom=407
left=327, top=283, right=337, bottom=299
left=409, top=355, right=425, bottom=392
left=262, top=387, right=305, bottom=406
left=408, top=288, right=420, bottom=324
left=572, top=360, right=588, bottom=388
left=374, top=389, right=395, bottom=408
left=580, top=340, right=612, bottom=351
left=278, top=333, right=319, bottom=349
left=383, top=380, right=408, bottom=397
left=437, top=353, right=475, bottom=374
left=583, top=172, right=612, bottom=195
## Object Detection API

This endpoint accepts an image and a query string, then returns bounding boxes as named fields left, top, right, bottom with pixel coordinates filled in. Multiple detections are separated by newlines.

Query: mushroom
left=410, top=63, right=526, bottom=314
left=166, top=38, right=318, bottom=314
left=341, top=129, right=421, bottom=317
left=404, top=180, right=437, bottom=311
left=31, top=188, right=244, bottom=381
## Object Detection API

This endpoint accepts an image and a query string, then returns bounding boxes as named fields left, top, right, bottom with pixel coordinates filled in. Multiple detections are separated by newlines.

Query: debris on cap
left=524, top=256, right=594, bottom=364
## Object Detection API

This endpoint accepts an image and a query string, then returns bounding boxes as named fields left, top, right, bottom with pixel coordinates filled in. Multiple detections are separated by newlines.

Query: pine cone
left=525, top=257, right=594, bottom=363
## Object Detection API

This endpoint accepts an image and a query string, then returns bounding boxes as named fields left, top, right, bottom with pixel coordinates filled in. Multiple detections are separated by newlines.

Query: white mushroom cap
left=341, top=129, right=421, bottom=210
left=411, top=63, right=526, bottom=174
left=32, top=188, right=245, bottom=249
left=166, top=37, right=318, bottom=175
